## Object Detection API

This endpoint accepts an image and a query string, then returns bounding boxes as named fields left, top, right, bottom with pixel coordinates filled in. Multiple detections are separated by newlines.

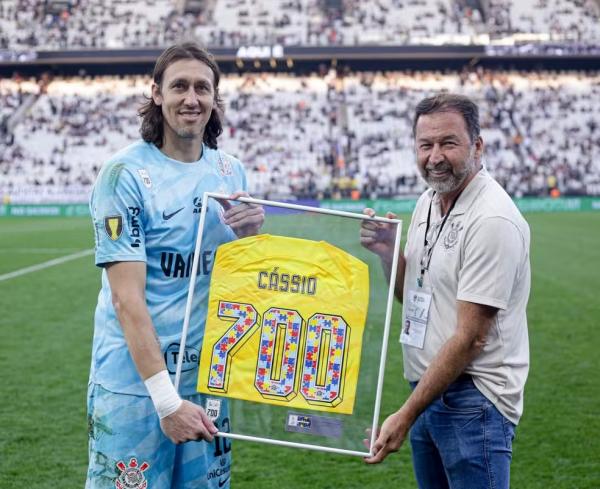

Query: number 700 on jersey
left=197, top=300, right=366, bottom=414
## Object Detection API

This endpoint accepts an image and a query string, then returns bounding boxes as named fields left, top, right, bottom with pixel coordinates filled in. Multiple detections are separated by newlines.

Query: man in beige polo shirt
left=361, top=93, right=530, bottom=489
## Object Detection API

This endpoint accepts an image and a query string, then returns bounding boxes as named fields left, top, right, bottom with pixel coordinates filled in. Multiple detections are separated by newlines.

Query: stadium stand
left=1, top=0, right=598, bottom=202
left=0, top=0, right=172, bottom=49
left=486, top=0, right=600, bottom=42
left=220, top=72, right=337, bottom=198
left=1, top=69, right=598, bottom=200
left=0, top=0, right=598, bottom=49
left=1, top=76, right=143, bottom=200
left=340, top=69, right=600, bottom=198
left=0, top=76, right=39, bottom=146
left=326, top=0, right=482, bottom=45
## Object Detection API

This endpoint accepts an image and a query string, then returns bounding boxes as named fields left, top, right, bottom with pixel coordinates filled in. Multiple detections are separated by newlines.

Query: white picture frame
left=175, top=192, right=402, bottom=457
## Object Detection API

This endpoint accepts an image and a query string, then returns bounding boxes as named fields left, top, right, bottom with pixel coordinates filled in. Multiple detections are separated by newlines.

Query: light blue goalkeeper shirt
left=89, top=140, right=247, bottom=396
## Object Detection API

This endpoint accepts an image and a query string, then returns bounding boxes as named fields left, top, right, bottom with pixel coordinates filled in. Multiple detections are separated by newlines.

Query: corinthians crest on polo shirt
left=443, top=220, right=463, bottom=251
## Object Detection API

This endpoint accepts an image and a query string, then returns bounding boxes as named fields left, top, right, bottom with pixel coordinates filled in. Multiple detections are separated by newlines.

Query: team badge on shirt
left=115, top=457, right=150, bottom=489
left=104, top=215, right=123, bottom=241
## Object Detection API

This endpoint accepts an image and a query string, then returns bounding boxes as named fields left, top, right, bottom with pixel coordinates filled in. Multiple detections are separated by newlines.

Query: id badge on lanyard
left=400, top=286, right=432, bottom=349
left=401, top=190, right=461, bottom=349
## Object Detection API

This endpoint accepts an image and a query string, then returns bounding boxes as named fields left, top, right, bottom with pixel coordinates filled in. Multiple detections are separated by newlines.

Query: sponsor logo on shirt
left=207, top=457, right=231, bottom=486
left=160, top=250, right=214, bottom=278
left=104, top=215, right=123, bottom=241
left=162, top=207, right=184, bottom=220
left=137, top=169, right=152, bottom=189
left=164, top=343, right=200, bottom=374
left=128, top=206, right=141, bottom=248
left=193, top=197, right=203, bottom=214
left=115, top=457, right=149, bottom=489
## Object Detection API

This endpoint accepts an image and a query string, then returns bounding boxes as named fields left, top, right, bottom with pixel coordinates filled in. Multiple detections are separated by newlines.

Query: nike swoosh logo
left=162, top=207, right=184, bottom=220
left=218, top=477, right=230, bottom=487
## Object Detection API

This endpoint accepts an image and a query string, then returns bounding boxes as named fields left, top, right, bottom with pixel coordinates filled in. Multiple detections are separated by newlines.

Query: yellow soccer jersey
left=197, top=234, right=369, bottom=414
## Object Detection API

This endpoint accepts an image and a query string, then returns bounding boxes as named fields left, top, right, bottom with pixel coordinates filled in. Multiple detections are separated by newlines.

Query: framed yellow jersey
left=197, top=234, right=369, bottom=414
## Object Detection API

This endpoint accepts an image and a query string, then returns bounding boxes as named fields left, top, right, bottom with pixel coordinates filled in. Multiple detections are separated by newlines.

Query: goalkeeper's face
left=152, top=58, right=216, bottom=143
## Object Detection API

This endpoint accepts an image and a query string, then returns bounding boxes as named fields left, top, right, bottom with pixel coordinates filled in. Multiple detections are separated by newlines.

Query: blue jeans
left=409, top=377, right=515, bottom=489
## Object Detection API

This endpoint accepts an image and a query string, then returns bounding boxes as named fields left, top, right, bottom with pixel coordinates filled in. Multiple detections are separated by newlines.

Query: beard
left=173, top=122, right=206, bottom=139
left=174, top=128, right=201, bottom=139
left=421, top=154, right=478, bottom=194
left=166, top=111, right=211, bottom=140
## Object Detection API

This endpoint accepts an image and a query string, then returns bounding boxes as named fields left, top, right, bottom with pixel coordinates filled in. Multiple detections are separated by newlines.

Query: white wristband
left=144, top=370, right=182, bottom=419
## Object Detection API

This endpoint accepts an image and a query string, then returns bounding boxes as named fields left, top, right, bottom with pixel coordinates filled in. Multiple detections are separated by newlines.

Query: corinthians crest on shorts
left=115, top=458, right=150, bottom=489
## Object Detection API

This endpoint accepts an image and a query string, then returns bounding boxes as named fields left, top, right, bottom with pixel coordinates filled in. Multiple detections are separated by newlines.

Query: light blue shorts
left=86, top=383, right=231, bottom=489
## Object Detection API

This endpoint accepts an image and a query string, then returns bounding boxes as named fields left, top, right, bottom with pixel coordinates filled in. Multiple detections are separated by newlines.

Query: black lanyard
left=417, top=190, right=463, bottom=287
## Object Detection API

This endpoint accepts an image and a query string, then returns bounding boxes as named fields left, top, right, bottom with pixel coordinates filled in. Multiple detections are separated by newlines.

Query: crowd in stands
left=327, top=0, right=483, bottom=45
left=0, top=0, right=173, bottom=49
left=1, top=69, right=599, bottom=201
left=2, top=76, right=142, bottom=193
left=331, top=69, right=600, bottom=198
left=0, top=77, right=40, bottom=144
left=0, top=0, right=598, bottom=50
left=486, top=0, right=600, bottom=42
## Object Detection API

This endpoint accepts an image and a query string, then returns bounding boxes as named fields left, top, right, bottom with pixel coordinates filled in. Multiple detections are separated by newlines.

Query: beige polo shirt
left=402, top=169, right=530, bottom=424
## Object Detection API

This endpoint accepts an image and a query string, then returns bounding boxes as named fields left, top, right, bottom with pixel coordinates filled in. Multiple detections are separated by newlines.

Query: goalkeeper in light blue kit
left=86, top=43, right=264, bottom=489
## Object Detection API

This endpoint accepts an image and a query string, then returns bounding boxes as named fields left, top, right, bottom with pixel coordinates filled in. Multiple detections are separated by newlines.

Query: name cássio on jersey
left=258, top=267, right=317, bottom=295
left=161, top=250, right=215, bottom=278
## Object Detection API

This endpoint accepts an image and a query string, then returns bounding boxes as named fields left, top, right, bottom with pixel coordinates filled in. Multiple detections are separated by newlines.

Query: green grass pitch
left=0, top=212, right=598, bottom=488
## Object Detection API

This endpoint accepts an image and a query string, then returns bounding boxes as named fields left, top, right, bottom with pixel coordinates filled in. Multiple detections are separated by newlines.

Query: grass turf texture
left=0, top=213, right=598, bottom=488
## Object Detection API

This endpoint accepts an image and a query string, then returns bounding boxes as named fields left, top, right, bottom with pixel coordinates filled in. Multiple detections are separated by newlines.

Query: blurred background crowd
left=1, top=0, right=598, bottom=48
left=0, top=0, right=599, bottom=202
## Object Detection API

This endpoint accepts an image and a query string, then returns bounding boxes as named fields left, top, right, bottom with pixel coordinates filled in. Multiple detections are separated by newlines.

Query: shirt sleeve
left=90, top=162, right=147, bottom=267
left=457, top=216, right=525, bottom=310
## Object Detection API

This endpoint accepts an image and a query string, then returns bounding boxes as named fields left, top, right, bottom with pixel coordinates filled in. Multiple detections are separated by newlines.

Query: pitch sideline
left=0, top=248, right=94, bottom=282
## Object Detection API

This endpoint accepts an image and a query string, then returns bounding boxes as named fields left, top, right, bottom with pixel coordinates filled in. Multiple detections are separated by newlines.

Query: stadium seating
left=0, top=0, right=598, bottom=49
left=0, top=0, right=172, bottom=49
left=0, top=76, right=144, bottom=201
left=328, top=0, right=482, bottom=45
left=1, top=70, right=599, bottom=200
left=0, top=77, right=39, bottom=122
left=486, top=0, right=600, bottom=42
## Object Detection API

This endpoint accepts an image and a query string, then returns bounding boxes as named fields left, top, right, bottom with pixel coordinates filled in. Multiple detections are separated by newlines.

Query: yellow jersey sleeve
left=197, top=234, right=369, bottom=414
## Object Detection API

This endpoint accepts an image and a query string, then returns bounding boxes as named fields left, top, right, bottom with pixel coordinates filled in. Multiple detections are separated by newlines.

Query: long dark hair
left=138, top=42, right=224, bottom=149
